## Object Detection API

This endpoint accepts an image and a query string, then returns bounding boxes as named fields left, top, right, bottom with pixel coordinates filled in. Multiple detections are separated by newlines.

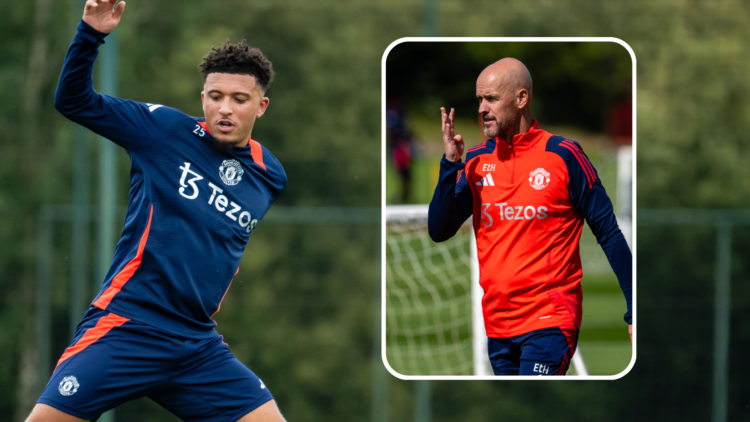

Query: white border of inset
left=380, top=37, right=637, bottom=380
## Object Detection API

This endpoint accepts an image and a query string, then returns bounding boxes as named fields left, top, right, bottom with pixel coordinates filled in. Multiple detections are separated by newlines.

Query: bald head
left=476, top=58, right=533, bottom=140
left=477, top=58, right=533, bottom=99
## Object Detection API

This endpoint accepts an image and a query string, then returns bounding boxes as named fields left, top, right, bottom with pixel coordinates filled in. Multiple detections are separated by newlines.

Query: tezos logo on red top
left=220, top=159, right=243, bottom=186
left=529, top=168, right=550, bottom=190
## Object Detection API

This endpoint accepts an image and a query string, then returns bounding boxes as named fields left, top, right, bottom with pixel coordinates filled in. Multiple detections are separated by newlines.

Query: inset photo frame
left=381, top=38, right=636, bottom=379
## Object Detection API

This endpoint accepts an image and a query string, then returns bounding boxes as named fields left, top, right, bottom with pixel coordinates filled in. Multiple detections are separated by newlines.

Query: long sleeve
left=428, top=155, right=474, bottom=242
left=55, top=21, right=184, bottom=151
left=550, top=139, right=633, bottom=324
left=580, top=184, right=632, bottom=324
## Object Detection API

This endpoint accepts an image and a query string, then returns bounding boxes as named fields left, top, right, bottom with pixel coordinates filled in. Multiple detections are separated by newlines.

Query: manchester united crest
left=58, top=375, right=79, bottom=396
left=529, top=168, right=550, bottom=190
left=219, top=159, right=244, bottom=186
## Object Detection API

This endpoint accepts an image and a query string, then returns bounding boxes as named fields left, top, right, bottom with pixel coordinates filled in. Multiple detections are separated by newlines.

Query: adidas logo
left=476, top=173, right=495, bottom=187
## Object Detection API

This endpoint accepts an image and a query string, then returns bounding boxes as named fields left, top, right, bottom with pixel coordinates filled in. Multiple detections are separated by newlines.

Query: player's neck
left=236, top=137, right=251, bottom=148
left=501, top=115, right=532, bottom=145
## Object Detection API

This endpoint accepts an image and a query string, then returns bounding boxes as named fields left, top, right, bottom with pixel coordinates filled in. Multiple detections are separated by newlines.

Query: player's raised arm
left=55, top=0, right=182, bottom=151
left=83, top=0, right=126, bottom=34
left=441, top=107, right=465, bottom=162
left=428, top=107, right=473, bottom=243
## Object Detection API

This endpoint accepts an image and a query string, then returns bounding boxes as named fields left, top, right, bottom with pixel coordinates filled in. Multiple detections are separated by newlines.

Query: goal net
left=385, top=205, right=476, bottom=375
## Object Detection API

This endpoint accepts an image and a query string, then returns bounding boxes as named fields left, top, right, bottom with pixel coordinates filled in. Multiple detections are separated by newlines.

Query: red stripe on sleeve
left=467, top=141, right=487, bottom=152
left=559, top=143, right=593, bottom=188
left=54, top=313, right=129, bottom=371
left=93, top=205, right=153, bottom=309
left=562, top=141, right=597, bottom=181
left=561, top=141, right=597, bottom=187
left=561, top=141, right=596, bottom=179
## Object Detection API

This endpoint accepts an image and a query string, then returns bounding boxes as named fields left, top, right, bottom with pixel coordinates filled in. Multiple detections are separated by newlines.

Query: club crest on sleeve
left=529, top=168, right=550, bottom=190
left=219, top=160, right=244, bottom=186
left=58, top=376, right=79, bottom=396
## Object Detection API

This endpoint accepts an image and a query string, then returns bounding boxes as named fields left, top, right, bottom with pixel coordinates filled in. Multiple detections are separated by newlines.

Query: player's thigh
left=26, top=403, right=87, bottom=422
left=38, top=307, right=175, bottom=420
left=235, top=400, right=286, bottom=422
left=518, top=327, right=576, bottom=376
left=487, top=337, right=521, bottom=375
left=150, top=336, right=275, bottom=422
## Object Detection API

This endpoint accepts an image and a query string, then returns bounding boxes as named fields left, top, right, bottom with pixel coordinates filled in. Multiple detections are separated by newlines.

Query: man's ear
left=256, top=97, right=270, bottom=118
left=516, top=89, right=529, bottom=109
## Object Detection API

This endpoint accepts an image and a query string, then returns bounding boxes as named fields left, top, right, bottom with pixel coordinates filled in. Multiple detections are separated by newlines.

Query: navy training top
left=55, top=21, right=287, bottom=339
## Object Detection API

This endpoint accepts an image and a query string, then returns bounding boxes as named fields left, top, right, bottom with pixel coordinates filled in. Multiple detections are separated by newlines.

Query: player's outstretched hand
left=83, top=0, right=126, bottom=34
left=441, top=107, right=464, bottom=162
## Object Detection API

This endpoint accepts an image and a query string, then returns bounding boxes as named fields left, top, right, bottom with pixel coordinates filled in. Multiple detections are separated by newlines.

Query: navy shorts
left=38, top=306, right=273, bottom=421
left=488, top=326, right=578, bottom=376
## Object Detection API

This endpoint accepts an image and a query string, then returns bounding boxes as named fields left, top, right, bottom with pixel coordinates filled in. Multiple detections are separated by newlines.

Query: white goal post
left=385, top=204, right=589, bottom=376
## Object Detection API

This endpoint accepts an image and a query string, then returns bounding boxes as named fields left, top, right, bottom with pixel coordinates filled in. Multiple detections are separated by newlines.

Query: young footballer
left=429, top=58, right=632, bottom=376
left=26, top=1, right=287, bottom=420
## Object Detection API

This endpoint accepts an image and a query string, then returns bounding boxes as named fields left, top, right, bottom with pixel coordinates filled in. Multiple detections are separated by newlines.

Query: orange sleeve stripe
left=249, top=140, right=266, bottom=170
left=211, top=267, right=240, bottom=317
left=211, top=280, right=233, bottom=317
left=54, top=313, right=130, bottom=371
left=198, top=121, right=209, bottom=133
left=93, top=205, right=153, bottom=309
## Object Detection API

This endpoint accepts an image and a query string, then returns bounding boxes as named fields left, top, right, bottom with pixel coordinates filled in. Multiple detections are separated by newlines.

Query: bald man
left=428, top=58, right=632, bottom=376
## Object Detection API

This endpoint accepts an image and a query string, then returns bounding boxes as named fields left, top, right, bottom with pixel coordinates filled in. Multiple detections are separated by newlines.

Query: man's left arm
left=561, top=141, right=632, bottom=340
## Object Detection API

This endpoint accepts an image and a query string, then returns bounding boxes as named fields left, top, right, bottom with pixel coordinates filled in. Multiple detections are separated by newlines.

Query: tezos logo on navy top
left=529, top=168, right=550, bottom=190
left=219, top=160, right=244, bottom=186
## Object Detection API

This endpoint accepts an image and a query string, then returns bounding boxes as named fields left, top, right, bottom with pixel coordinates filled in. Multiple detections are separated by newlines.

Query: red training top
left=428, top=120, right=632, bottom=338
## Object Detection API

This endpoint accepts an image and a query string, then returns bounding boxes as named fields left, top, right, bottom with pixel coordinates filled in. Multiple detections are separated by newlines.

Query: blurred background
left=0, top=0, right=749, bottom=421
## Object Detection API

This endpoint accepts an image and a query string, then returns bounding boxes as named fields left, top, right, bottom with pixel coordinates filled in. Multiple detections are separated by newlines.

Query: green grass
left=577, top=273, right=633, bottom=375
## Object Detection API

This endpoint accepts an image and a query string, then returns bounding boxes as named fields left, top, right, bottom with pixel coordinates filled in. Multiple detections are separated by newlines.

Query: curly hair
left=199, top=40, right=274, bottom=92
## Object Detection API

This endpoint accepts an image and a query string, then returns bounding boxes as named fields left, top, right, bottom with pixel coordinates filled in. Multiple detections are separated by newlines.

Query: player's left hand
left=628, top=324, right=632, bottom=343
left=83, top=0, right=126, bottom=34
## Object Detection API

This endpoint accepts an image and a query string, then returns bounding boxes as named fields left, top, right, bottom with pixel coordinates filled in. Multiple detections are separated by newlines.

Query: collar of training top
left=495, top=119, right=546, bottom=153
left=197, top=120, right=266, bottom=170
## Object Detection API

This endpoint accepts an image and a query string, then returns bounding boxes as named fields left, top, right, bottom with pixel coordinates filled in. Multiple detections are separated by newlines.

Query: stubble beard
left=211, top=137, right=243, bottom=153
left=483, top=113, right=518, bottom=139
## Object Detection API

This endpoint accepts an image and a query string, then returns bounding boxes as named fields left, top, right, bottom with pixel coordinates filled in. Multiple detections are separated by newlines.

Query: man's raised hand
left=441, top=107, right=464, bottom=162
left=83, top=0, right=126, bottom=34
